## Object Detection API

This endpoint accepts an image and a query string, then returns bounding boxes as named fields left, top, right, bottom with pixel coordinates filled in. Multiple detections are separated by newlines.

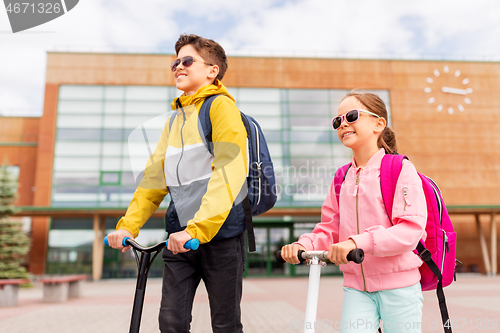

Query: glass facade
left=53, top=84, right=391, bottom=208
left=49, top=84, right=390, bottom=276
left=53, top=85, right=181, bottom=208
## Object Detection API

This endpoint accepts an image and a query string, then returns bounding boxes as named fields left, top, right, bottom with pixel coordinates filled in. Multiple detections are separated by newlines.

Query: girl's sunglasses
left=332, top=109, right=381, bottom=130
left=170, top=56, right=214, bottom=72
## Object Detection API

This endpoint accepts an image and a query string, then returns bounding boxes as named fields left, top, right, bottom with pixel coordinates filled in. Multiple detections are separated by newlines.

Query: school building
left=2, top=52, right=499, bottom=280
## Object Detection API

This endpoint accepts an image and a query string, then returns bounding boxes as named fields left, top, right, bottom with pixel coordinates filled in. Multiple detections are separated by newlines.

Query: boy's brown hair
left=175, top=34, right=228, bottom=82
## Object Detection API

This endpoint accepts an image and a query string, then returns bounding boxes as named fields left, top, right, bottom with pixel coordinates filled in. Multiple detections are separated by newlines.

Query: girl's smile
left=341, top=131, right=356, bottom=140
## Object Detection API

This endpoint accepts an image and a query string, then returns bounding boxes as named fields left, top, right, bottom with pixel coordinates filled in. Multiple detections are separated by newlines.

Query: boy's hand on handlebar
left=168, top=230, right=193, bottom=254
left=328, top=239, right=357, bottom=265
left=107, top=229, right=133, bottom=253
left=280, top=244, right=306, bottom=264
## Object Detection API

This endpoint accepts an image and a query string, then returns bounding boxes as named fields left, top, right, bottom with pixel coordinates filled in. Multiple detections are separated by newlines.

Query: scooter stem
left=130, top=251, right=151, bottom=333
left=304, top=256, right=322, bottom=333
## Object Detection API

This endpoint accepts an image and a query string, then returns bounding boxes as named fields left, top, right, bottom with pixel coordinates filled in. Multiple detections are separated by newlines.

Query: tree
left=0, top=162, right=30, bottom=279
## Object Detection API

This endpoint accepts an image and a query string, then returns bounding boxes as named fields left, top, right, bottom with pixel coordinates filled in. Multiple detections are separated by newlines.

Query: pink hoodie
left=297, top=148, right=427, bottom=292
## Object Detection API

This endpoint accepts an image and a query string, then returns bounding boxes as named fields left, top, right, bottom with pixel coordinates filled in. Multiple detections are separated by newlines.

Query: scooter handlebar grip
left=185, top=238, right=199, bottom=250
left=275, top=249, right=307, bottom=264
left=103, top=236, right=130, bottom=247
left=297, top=250, right=307, bottom=263
left=165, top=238, right=200, bottom=250
left=346, top=248, right=364, bottom=264
left=275, top=250, right=285, bottom=263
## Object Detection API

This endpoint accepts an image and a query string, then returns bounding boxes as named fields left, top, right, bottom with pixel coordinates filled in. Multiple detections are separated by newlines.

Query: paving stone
left=0, top=274, right=499, bottom=333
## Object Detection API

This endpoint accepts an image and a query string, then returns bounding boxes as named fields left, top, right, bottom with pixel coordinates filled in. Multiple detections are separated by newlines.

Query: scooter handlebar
left=104, top=236, right=200, bottom=251
left=275, top=248, right=364, bottom=264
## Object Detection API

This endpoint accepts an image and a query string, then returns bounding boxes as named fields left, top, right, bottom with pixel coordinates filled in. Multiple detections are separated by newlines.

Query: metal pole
left=304, top=256, right=321, bottom=333
left=129, top=252, right=150, bottom=333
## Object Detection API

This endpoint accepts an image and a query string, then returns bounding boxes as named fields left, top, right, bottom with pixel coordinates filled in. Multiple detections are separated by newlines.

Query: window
left=53, top=85, right=178, bottom=208
left=101, top=172, right=121, bottom=185
left=53, top=84, right=390, bottom=208
left=285, top=88, right=391, bottom=206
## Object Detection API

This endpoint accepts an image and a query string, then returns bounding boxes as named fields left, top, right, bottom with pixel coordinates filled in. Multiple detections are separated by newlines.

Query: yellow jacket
left=117, top=81, right=248, bottom=243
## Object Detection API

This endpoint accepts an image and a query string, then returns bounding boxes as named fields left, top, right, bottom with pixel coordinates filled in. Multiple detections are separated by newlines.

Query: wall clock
left=424, top=65, right=472, bottom=115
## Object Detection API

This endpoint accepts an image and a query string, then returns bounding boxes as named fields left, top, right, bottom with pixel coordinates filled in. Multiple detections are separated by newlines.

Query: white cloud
left=0, top=0, right=499, bottom=116
left=0, top=0, right=184, bottom=116
left=220, top=1, right=500, bottom=59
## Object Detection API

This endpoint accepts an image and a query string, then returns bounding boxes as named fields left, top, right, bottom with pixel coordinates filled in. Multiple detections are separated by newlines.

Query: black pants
left=159, top=233, right=246, bottom=333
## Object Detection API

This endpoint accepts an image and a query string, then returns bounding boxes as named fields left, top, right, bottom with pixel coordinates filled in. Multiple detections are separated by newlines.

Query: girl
left=281, top=91, right=427, bottom=333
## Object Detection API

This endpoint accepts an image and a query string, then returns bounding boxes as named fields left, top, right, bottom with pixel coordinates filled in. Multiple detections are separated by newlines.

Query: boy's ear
left=207, top=65, right=219, bottom=80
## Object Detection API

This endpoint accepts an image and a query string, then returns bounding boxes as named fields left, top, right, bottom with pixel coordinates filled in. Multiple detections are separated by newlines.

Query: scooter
left=276, top=248, right=364, bottom=333
left=104, top=236, right=199, bottom=333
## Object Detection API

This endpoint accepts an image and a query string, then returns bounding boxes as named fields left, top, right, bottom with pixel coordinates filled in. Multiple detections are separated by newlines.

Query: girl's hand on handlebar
left=168, top=230, right=193, bottom=254
left=280, top=243, right=306, bottom=265
left=107, top=229, right=133, bottom=253
left=328, top=239, right=357, bottom=265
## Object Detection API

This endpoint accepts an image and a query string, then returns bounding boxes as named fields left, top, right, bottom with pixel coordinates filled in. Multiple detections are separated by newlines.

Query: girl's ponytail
left=378, top=126, right=397, bottom=155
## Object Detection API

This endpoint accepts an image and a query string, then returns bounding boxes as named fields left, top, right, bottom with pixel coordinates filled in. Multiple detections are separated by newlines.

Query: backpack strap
left=197, top=94, right=256, bottom=252
left=333, top=163, right=352, bottom=205
left=379, top=154, right=407, bottom=221
left=198, top=95, right=219, bottom=155
left=417, top=242, right=452, bottom=333
left=242, top=195, right=256, bottom=252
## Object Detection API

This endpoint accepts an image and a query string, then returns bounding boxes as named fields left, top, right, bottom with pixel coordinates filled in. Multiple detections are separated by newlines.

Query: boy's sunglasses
left=332, top=109, right=381, bottom=130
left=170, top=56, right=214, bottom=72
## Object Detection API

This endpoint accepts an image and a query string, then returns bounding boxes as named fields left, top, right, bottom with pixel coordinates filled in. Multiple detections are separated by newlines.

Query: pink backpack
left=334, top=154, right=458, bottom=333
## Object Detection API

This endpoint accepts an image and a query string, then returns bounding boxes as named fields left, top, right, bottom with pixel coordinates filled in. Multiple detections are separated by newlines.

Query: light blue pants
left=340, top=283, right=423, bottom=333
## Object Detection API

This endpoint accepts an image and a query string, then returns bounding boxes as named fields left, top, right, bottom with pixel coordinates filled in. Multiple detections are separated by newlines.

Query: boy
left=107, top=34, right=248, bottom=333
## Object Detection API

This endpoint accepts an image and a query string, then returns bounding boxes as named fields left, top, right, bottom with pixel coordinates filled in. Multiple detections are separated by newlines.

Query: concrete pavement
left=1, top=274, right=499, bottom=332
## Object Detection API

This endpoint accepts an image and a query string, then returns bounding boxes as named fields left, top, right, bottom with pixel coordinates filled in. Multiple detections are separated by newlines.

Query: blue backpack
left=169, top=95, right=277, bottom=251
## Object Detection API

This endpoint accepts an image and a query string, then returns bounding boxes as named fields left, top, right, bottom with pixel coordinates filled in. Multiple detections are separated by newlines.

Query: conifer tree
left=0, top=162, right=30, bottom=279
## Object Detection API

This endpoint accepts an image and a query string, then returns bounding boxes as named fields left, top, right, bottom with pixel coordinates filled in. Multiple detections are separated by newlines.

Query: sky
left=1, top=0, right=499, bottom=117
